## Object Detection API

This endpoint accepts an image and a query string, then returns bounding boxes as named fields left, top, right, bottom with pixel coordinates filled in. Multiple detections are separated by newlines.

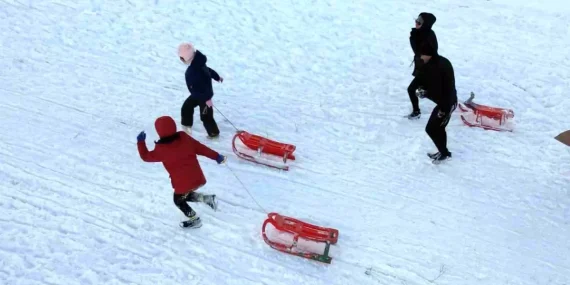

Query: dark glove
left=410, top=28, right=418, bottom=36
left=137, top=131, right=146, bottom=142
left=437, top=110, right=446, bottom=118
left=216, top=154, right=227, bottom=164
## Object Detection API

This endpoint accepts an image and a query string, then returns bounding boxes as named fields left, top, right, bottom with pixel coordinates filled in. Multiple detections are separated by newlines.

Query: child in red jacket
left=137, top=116, right=227, bottom=228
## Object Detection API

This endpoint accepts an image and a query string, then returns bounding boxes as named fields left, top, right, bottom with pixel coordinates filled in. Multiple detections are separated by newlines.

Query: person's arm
left=137, top=132, right=163, bottom=162
left=208, top=67, right=223, bottom=82
left=429, top=31, right=438, bottom=54
left=186, top=134, right=227, bottom=164
left=409, top=29, right=418, bottom=54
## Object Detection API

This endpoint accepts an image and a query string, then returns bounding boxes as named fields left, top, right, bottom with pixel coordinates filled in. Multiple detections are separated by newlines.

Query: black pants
left=181, top=97, right=220, bottom=137
left=407, top=77, right=421, bottom=112
left=425, top=103, right=457, bottom=155
left=173, top=192, right=201, bottom=217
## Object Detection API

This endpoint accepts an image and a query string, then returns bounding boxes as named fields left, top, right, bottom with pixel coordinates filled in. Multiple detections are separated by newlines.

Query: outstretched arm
left=187, top=134, right=219, bottom=160
left=137, top=141, right=163, bottom=162
left=208, top=67, right=222, bottom=82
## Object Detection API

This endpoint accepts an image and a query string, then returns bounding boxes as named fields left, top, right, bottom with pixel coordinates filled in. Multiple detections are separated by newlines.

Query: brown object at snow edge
left=555, top=130, right=570, bottom=146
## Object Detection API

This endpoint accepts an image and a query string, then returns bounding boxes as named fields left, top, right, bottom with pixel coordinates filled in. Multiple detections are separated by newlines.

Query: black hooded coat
left=410, top=13, right=438, bottom=76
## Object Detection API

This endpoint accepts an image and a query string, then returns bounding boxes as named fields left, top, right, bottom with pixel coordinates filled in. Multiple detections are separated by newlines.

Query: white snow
left=1, top=0, right=570, bottom=284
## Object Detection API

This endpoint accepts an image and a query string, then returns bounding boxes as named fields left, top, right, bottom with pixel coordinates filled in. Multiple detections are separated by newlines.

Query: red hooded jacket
left=137, top=116, right=220, bottom=194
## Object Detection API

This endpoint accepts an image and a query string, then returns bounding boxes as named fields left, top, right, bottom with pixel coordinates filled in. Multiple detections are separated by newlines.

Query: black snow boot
left=427, top=152, right=440, bottom=159
left=431, top=152, right=452, bottom=164
left=406, top=110, right=421, bottom=120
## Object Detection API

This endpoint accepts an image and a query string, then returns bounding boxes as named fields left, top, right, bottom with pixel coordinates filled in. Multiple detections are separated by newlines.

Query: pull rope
left=214, top=105, right=240, bottom=132
left=211, top=101, right=268, bottom=213
left=224, top=163, right=269, bottom=214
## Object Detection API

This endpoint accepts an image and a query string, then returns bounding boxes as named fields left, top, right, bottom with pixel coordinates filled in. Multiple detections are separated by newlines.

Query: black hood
left=191, top=50, right=207, bottom=67
left=419, top=13, right=436, bottom=30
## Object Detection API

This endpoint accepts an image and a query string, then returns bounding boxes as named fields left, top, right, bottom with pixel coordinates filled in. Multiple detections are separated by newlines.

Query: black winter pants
left=173, top=192, right=201, bottom=217
left=425, top=103, right=457, bottom=155
left=407, top=77, right=421, bottom=112
left=181, top=97, right=220, bottom=137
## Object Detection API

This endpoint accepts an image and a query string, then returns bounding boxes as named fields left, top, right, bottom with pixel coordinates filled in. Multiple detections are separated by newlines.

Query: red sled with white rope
left=262, top=212, right=339, bottom=264
left=232, top=130, right=296, bottom=171
left=458, top=92, right=515, bottom=132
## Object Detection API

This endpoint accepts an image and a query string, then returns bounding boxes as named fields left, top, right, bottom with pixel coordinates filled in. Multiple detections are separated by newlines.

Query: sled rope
left=212, top=102, right=268, bottom=213
left=224, top=159, right=269, bottom=214
left=214, top=105, right=240, bottom=132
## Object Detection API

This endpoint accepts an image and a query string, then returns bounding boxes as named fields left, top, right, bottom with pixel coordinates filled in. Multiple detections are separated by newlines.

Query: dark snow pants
left=407, top=77, right=421, bottom=112
left=173, top=192, right=201, bottom=217
left=425, top=103, right=457, bottom=155
left=181, top=97, right=220, bottom=137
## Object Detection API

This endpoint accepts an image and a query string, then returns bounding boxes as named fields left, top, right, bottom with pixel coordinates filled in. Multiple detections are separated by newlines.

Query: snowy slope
left=1, top=0, right=570, bottom=284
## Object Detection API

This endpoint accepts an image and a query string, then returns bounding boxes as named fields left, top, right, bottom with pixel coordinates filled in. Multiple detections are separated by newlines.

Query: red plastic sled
left=262, top=212, right=339, bottom=264
left=232, top=130, right=296, bottom=170
left=458, top=92, right=514, bottom=132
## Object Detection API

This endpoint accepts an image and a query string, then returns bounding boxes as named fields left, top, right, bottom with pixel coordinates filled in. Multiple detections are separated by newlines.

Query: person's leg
left=199, top=103, right=220, bottom=137
left=407, top=77, right=421, bottom=115
left=436, top=103, right=457, bottom=157
left=181, top=97, right=200, bottom=134
left=426, top=103, right=457, bottom=162
left=187, top=191, right=218, bottom=211
left=425, top=106, right=442, bottom=153
left=173, top=193, right=198, bottom=218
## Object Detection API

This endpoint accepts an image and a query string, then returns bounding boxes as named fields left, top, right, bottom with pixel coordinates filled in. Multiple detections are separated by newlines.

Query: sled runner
left=262, top=212, right=339, bottom=264
left=232, top=130, right=296, bottom=170
left=458, top=92, right=514, bottom=132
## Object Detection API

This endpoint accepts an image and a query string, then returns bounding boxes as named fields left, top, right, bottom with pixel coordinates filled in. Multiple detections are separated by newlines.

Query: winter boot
left=406, top=110, right=421, bottom=120
left=182, top=126, right=192, bottom=136
left=180, top=209, right=202, bottom=228
left=427, top=152, right=440, bottom=159
left=207, top=133, right=220, bottom=140
left=432, top=152, right=452, bottom=165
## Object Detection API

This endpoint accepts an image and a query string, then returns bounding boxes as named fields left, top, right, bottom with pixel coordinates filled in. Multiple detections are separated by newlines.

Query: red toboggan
left=232, top=130, right=296, bottom=170
left=262, top=213, right=339, bottom=264
left=458, top=92, right=515, bottom=132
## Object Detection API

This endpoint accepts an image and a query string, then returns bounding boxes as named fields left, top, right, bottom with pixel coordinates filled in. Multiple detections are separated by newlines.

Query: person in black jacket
left=414, top=41, right=457, bottom=164
left=178, top=43, right=223, bottom=138
left=406, top=12, right=438, bottom=120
